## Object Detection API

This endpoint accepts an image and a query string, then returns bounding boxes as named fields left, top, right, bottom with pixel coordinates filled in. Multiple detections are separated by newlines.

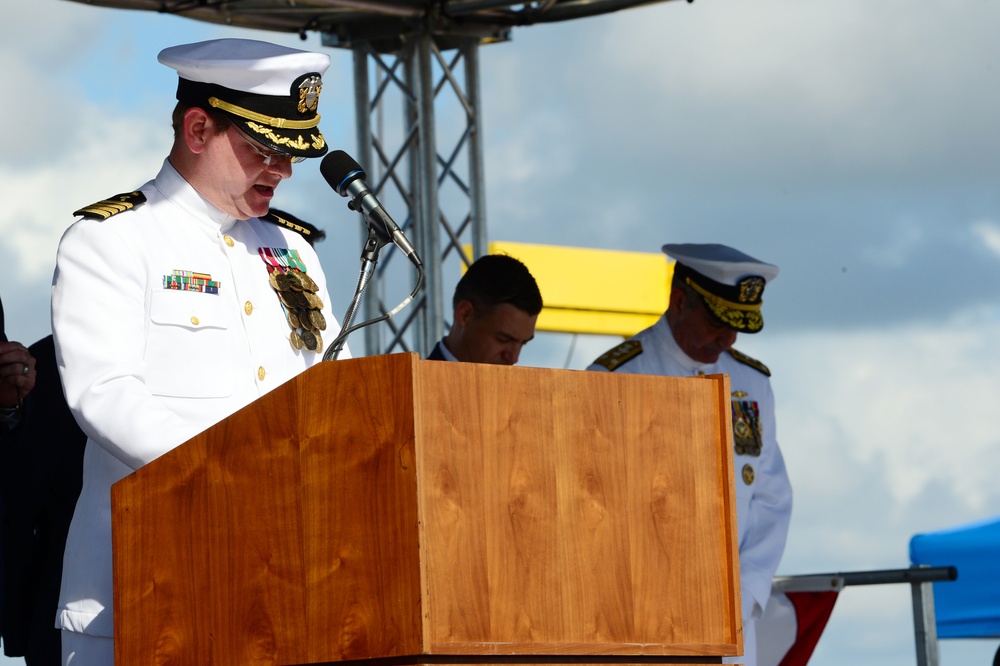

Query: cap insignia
left=297, top=75, right=322, bottom=114
left=592, top=340, right=643, bottom=371
left=738, top=276, right=765, bottom=303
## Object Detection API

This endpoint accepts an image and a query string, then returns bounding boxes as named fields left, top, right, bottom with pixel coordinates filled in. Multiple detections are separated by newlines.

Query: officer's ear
left=453, top=299, right=476, bottom=327
left=182, top=107, right=215, bottom=155
left=668, top=283, right=687, bottom=313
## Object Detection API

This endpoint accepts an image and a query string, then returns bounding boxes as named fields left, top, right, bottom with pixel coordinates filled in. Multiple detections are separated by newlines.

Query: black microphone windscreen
left=320, top=151, right=366, bottom=196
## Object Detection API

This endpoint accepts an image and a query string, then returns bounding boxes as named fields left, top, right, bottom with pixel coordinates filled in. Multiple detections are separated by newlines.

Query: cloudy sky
left=3, top=0, right=1000, bottom=664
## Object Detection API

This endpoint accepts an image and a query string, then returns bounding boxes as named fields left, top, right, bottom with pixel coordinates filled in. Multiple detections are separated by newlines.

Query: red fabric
left=778, top=591, right=839, bottom=666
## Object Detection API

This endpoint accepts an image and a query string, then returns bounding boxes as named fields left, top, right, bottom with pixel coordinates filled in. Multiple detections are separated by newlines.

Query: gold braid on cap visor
left=686, top=277, right=764, bottom=332
left=208, top=97, right=320, bottom=130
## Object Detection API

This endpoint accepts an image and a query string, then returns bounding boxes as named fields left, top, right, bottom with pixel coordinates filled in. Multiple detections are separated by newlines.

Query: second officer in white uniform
left=588, top=243, right=792, bottom=666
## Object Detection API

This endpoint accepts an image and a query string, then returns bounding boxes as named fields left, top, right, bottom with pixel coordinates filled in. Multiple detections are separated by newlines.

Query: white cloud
left=857, top=219, right=926, bottom=269
left=0, top=104, right=170, bottom=282
left=2, top=1, right=104, bottom=63
left=752, top=313, right=1000, bottom=511
left=971, top=220, right=1000, bottom=259
left=490, top=0, right=1000, bottom=185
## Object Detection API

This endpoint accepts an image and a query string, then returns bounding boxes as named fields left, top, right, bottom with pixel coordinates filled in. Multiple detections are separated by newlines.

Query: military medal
left=275, top=272, right=296, bottom=292
left=279, top=289, right=309, bottom=310
left=259, top=246, right=325, bottom=353
left=309, top=309, right=326, bottom=331
left=302, top=291, right=324, bottom=310
left=300, top=329, right=318, bottom=351
left=731, top=399, right=763, bottom=456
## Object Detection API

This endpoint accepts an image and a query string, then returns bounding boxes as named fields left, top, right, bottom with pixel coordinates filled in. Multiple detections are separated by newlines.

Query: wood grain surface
left=413, top=363, right=739, bottom=657
left=112, top=354, right=739, bottom=665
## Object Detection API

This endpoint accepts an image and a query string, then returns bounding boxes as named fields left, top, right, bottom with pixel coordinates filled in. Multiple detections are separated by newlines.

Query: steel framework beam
left=329, top=32, right=488, bottom=356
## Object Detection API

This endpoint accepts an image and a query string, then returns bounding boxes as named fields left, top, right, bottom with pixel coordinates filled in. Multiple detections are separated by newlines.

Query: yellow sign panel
left=482, top=241, right=672, bottom=338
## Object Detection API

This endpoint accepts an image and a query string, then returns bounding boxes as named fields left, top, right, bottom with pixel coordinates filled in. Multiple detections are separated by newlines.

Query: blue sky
left=4, top=1, right=1000, bottom=664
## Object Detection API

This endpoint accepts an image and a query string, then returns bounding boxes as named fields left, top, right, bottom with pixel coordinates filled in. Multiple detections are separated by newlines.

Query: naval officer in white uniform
left=51, top=38, right=350, bottom=665
left=587, top=243, right=792, bottom=666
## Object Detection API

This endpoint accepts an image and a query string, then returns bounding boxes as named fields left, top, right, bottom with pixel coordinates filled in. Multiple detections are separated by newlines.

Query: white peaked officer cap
left=158, top=38, right=332, bottom=159
left=663, top=243, right=779, bottom=333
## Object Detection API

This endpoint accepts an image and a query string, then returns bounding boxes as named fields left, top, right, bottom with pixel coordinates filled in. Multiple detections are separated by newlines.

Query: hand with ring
left=0, top=340, right=36, bottom=409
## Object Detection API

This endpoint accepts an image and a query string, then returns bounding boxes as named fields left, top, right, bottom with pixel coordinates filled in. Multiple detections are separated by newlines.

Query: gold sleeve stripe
left=73, top=191, right=147, bottom=220
left=728, top=348, right=771, bottom=377
left=270, top=215, right=312, bottom=236
left=592, top=340, right=643, bottom=371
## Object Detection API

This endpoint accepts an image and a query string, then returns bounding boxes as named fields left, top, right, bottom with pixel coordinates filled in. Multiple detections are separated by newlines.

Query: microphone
left=320, top=151, right=422, bottom=267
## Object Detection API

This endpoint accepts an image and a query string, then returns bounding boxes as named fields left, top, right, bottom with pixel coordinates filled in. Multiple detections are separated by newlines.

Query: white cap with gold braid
left=663, top=243, right=779, bottom=333
left=158, top=38, right=332, bottom=159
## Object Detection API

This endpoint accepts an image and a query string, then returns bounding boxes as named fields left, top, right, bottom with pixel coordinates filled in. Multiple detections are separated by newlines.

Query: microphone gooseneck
left=320, top=151, right=420, bottom=264
left=320, top=150, right=425, bottom=361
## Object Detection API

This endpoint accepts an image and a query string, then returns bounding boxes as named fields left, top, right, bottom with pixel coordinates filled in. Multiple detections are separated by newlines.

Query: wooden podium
left=112, top=353, right=742, bottom=665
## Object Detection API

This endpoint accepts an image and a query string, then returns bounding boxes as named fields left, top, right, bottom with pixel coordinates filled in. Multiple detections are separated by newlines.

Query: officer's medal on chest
left=731, top=390, right=763, bottom=457
left=259, top=247, right=327, bottom=352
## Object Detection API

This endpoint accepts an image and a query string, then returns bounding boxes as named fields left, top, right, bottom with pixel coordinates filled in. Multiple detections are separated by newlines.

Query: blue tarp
left=910, top=515, right=1000, bottom=639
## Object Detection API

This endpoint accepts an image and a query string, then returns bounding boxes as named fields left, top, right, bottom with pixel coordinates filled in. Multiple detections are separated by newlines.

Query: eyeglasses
left=233, top=128, right=306, bottom=165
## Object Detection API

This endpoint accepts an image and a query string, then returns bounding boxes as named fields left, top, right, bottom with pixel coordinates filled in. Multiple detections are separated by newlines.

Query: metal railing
left=772, top=565, right=957, bottom=666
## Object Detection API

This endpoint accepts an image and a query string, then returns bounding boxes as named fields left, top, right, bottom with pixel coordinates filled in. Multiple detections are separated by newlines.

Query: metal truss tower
left=327, top=34, right=490, bottom=357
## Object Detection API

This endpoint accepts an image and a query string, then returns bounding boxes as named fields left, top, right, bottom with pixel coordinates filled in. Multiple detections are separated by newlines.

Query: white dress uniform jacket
left=51, top=159, right=349, bottom=637
left=587, top=315, right=791, bottom=666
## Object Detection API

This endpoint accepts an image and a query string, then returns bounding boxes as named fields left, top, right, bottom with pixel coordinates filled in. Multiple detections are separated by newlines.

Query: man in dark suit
left=2, top=332, right=87, bottom=665
left=0, top=295, right=39, bottom=657
left=427, top=254, right=543, bottom=365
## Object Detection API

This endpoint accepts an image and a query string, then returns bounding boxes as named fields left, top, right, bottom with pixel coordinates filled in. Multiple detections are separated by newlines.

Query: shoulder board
left=727, top=348, right=771, bottom=377
left=262, top=209, right=325, bottom=245
left=591, top=340, right=643, bottom=371
left=73, top=191, right=146, bottom=220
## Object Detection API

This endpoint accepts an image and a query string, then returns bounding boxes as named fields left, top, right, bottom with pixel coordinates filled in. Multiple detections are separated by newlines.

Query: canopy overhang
left=64, top=0, right=681, bottom=51
left=910, top=515, right=1000, bottom=639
